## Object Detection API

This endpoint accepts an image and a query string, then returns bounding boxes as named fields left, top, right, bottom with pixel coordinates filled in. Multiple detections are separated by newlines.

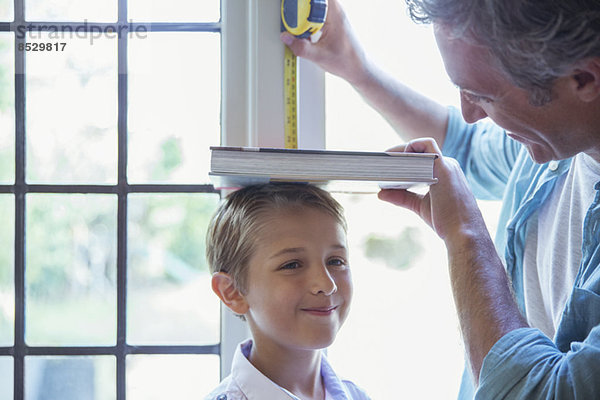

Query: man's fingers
left=405, top=137, right=443, bottom=155
left=385, top=144, right=407, bottom=152
left=385, top=138, right=442, bottom=157
left=378, top=189, right=425, bottom=215
left=280, top=32, right=293, bottom=44
left=281, top=32, right=312, bottom=59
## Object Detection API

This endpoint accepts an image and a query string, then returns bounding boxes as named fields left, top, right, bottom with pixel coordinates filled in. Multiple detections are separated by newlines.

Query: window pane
left=0, top=195, right=14, bottom=346
left=25, top=0, right=116, bottom=22
left=0, top=33, right=14, bottom=184
left=26, top=356, right=115, bottom=400
left=26, top=33, right=117, bottom=184
left=0, top=0, right=13, bottom=21
left=128, top=33, right=220, bottom=184
left=127, top=193, right=220, bottom=345
left=127, top=355, right=219, bottom=399
left=0, top=357, right=13, bottom=399
left=26, top=194, right=117, bottom=346
left=129, top=0, right=219, bottom=23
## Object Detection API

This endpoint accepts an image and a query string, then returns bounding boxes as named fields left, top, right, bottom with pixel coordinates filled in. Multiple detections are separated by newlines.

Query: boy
left=205, top=183, right=370, bottom=400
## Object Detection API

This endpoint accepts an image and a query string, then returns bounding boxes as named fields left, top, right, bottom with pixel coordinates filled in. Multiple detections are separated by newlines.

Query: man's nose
left=310, top=265, right=337, bottom=296
left=460, top=93, right=488, bottom=123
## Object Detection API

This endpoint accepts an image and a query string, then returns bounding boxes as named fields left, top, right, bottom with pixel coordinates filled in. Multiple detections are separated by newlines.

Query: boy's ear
left=571, top=57, right=600, bottom=102
left=211, top=272, right=249, bottom=315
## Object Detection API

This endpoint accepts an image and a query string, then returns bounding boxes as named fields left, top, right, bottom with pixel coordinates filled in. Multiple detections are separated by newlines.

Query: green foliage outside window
left=364, top=227, right=424, bottom=270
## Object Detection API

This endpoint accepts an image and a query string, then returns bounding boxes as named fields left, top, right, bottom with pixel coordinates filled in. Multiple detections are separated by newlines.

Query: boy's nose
left=310, top=265, right=337, bottom=296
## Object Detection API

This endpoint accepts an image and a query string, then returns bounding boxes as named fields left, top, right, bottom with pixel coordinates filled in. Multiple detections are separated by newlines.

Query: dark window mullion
left=12, top=22, right=220, bottom=32
left=13, top=0, right=26, bottom=397
left=117, top=0, right=128, bottom=399
left=11, top=184, right=217, bottom=194
left=116, top=191, right=127, bottom=400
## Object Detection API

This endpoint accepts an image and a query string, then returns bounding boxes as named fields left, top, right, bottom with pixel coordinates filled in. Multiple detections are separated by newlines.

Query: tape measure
left=281, top=0, right=328, bottom=149
left=283, top=46, right=298, bottom=149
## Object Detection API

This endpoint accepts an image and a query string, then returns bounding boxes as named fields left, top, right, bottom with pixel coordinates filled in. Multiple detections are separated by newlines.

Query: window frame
left=219, top=0, right=326, bottom=379
left=0, top=0, right=222, bottom=398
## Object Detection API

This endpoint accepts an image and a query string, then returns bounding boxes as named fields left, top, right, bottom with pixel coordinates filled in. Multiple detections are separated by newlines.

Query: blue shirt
left=443, top=107, right=600, bottom=399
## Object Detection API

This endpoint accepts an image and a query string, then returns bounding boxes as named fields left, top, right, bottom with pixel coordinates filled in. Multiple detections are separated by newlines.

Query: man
left=281, top=0, right=600, bottom=398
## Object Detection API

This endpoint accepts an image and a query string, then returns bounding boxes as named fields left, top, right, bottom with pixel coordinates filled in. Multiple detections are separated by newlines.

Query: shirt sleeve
left=476, top=325, right=600, bottom=399
left=442, top=107, right=522, bottom=200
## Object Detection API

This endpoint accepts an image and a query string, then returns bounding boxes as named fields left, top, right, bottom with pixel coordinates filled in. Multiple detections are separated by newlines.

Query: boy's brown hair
left=206, top=183, right=346, bottom=293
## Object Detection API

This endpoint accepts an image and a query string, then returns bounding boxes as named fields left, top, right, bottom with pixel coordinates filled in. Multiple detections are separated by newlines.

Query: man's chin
left=525, top=144, right=554, bottom=164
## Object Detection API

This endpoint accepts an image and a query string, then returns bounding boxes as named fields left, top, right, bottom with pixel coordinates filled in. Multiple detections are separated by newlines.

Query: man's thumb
left=378, top=189, right=424, bottom=216
left=280, top=32, right=312, bottom=58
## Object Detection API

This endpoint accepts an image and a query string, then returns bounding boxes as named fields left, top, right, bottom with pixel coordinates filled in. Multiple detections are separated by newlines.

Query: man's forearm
left=352, top=61, right=449, bottom=145
left=446, top=232, right=528, bottom=385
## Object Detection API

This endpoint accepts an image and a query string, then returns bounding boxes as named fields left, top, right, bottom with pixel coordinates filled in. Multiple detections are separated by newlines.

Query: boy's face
left=242, top=207, right=352, bottom=352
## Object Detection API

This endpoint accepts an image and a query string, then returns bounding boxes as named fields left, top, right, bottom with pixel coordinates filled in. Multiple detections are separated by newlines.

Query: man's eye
left=280, top=261, right=300, bottom=270
left=473, top=95, right=493, bottom=104
left=462, top=90, right=492, bottom=104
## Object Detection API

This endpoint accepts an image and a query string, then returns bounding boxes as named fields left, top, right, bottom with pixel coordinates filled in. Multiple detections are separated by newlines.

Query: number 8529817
left=18, top=42, right=67, bottom=51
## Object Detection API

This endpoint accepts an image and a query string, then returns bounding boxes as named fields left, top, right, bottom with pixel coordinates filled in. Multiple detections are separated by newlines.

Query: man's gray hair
left=406, top=0, right=600, bottom=105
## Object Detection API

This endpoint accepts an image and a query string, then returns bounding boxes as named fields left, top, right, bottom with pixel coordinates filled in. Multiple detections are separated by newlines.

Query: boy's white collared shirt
left=205, top=339, right=371, bottom=400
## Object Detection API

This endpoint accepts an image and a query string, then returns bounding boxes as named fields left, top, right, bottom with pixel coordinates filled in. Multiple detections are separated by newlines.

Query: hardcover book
left=209, top=146, right=437, bottom=193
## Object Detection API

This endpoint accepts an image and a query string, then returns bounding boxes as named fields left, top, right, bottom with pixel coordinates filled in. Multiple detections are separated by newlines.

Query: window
left=0, top=0, right=222, bottom=398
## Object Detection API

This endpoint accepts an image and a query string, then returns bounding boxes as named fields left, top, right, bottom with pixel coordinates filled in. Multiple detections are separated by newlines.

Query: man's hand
left=280, top=0, right=369, bottom=86
left=379, top=138, right=528, bottom=385
left=379, top=138, right=487, bottom=242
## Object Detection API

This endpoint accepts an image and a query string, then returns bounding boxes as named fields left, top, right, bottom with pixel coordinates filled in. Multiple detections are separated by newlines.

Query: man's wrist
left=444, top=225, right=496, bottom=261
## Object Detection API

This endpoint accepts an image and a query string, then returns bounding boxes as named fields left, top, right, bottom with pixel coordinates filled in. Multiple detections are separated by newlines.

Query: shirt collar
left=231, top=339, right=298, bottom=400
left=231, top=340, right=351, bottom=400
left=320, top=353, right=351, bottom=400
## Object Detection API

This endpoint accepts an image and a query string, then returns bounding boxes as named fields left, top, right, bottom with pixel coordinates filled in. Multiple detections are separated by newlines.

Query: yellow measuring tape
left=283, top=46, right=298, bottom=149
left=281, top=0, right=327, bottom=149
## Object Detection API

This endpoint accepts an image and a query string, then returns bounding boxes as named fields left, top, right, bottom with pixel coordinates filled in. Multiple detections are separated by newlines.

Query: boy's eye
left=327, top=258, right=347, bottom=268
left=280, top=261, right=300, bottom=270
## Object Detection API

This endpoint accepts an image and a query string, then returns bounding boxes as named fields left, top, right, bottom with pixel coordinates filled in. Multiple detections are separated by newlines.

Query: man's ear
left=571, top=58, right=600, bottom=102
left=211, top=272, right=249, bottom=315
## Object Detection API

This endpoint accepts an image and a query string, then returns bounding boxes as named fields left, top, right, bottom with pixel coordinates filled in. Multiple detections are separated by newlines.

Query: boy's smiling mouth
left=301, top=305, right=339, bottom=316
